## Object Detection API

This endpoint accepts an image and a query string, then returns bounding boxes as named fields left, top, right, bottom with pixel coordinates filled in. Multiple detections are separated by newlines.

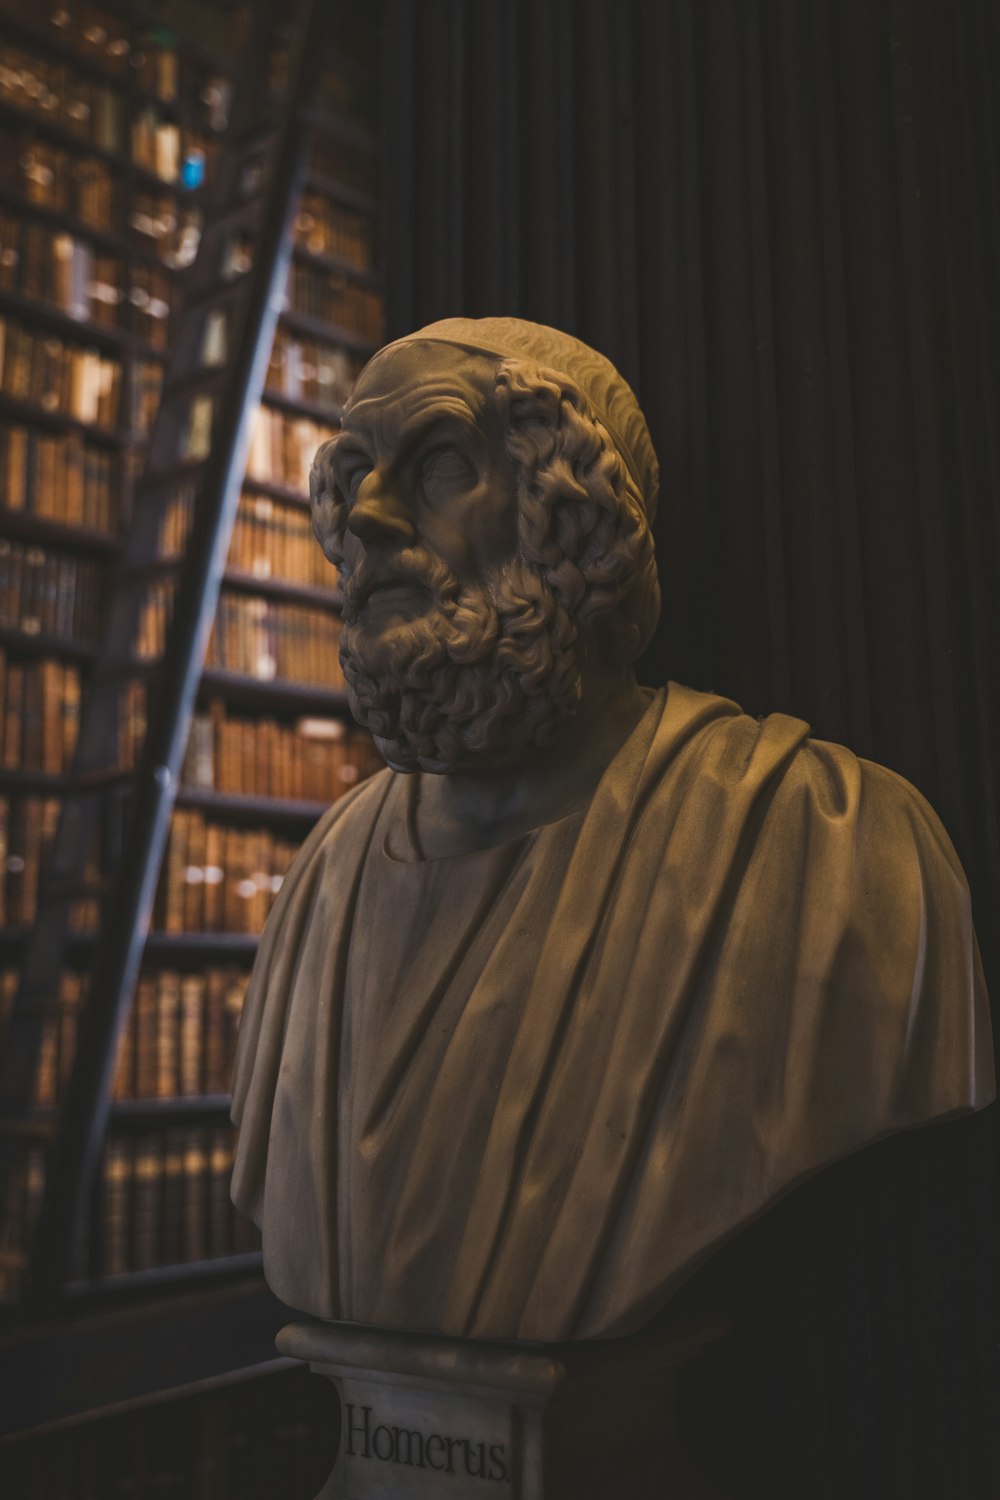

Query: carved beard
left=339, top=545, right=583, bottom=774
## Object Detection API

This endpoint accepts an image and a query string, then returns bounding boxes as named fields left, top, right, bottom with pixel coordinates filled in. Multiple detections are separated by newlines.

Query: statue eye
left=420, top=445, right=474, bottom=494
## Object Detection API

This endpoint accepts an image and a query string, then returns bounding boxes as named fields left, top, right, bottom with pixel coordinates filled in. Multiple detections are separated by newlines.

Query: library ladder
left=0, top=0, right=330, bottom=1315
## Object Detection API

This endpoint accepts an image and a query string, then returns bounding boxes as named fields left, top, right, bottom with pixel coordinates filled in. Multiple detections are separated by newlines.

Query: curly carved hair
left=310, top=355, right=660, bottom=665
left=492, top=358, right=660, bottom=663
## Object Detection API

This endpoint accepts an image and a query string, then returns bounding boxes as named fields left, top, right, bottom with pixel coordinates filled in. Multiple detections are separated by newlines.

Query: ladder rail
left=0, top=0, right=292, bottom=1163
left=15, top=0, right=332, bottom=1315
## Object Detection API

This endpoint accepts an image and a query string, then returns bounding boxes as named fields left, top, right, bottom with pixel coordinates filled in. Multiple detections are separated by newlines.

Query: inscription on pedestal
left=333, top=1376, right=519, bottom=1498
left=279, top=1316, right=727, bottom=1499
left=344, top=1402, right=510, bottom=1484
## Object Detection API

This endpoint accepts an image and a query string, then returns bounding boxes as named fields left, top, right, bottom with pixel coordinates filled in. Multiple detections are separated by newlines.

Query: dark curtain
left=381, top=2, right=1000, bottom=1495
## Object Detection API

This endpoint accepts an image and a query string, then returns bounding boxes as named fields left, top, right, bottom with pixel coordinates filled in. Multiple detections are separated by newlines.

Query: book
left=0, top=315, right=123, bottom=427
left=0, top=650, right=82, bottom=771
left=0, top=539, right=102, bottom=640
left=227, top=492, right=340, bottom=589
left=20, top=969, right=85, bottom=1108
left=207, top=594, right=344, bottom=687
left=267, top=327, right=365, bottom=409
left=0, top=39, right=125, bottom=154
left=153, top=810, right=297, bottom=935
left=288, top=262, right=384, bottom=342
left=295, top=192, right=376, bottom=272
left=0, top=792, right=60, bottom=925
left=0, top=0, right=386, bottom=1300
left=0, top=1139, right=46, bottom=1295
left=181, top=702, right=381, bottom=803
left=245, top=405, right=339, bottom=493
left=89, top=1122, right=259, bottom=1279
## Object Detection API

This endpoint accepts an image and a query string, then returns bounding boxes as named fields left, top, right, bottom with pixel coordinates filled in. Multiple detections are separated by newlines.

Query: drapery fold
left=233, top=687, right=990, bottom=1346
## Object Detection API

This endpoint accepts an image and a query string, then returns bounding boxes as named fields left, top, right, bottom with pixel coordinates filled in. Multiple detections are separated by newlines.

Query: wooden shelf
left=0, top=626, right=97, bottom=663
left=0, top=11, right=228, bottom=123
left=176, top=786, right=330, bottom=826
left=0, top=767, right=68, bottom=794
left=241, top=475, right=310, bottom=509
left=0, top=97, right=210, bottom=199
left=199, top=669, right=350, bottom=717
left=0, top=186, right=187, bottom=273
left=0, top=1274, right=287, bottom=1437
left=100, top=0, right=244, bottom=74
left=68, top=1252, right=265, bottom=1302
left=143, top=931, right=260, bottom=963
left=109, top=1093, right=233, bottom=1128
left=0, top=96, right=119, bottom=172
left=0, top=926, right=259, bottom=969
left=0, top=927, right=96, bottom=958
left=0, top=1113, right=57, bottom=1140
left=222, top=568, right=341, bottom=610
left=0, top=11, right=131, bottom=90
left=7, top=1091, right=251, bottom=1141
left=0, top=508, right=121, bottom=554
left=260, top=387, right=344, bottom=426
left=279, top=304, right=380, bottom=358
left=305, top=166, right=379, bottom=217
left=0, top=391, right=128, bottom=446
left=313, top=107, right=380, bottom=157
left=292, top=241, right=383, bottom=291
left=0, top=287, right=168, bottom=360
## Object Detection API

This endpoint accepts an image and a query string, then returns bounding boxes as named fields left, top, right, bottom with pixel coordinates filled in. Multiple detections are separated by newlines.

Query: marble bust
left=231, top=317, right=994, bottom=1344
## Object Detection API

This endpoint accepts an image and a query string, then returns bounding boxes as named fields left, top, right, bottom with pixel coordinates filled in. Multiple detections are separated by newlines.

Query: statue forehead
left=344, top=341, right=501, bottom=435
left=344, top=319, right=660, bottom=521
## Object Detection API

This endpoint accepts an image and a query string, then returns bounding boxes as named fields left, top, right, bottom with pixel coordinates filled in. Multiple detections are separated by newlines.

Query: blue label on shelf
left=181, top=153, right=206, bottom=191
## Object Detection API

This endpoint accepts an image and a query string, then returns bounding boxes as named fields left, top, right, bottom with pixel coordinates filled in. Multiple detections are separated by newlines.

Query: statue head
left=310, top=316, right=661, bottom=773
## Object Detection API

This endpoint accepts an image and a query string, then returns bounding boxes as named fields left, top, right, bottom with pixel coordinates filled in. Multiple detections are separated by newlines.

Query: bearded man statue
left=230, top=317, right=993, bottom=1345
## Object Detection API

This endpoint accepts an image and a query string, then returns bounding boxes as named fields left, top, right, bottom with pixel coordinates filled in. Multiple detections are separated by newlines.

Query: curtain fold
left=382, top=3, right=1000, bottom=1492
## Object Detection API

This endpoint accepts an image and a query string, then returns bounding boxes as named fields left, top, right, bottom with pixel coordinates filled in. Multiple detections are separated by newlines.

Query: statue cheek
left=455, top=479, right=518, bottom=573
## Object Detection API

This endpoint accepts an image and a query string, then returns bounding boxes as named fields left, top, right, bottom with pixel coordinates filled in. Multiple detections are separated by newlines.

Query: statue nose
left=347, top=480, right=416, bottom=546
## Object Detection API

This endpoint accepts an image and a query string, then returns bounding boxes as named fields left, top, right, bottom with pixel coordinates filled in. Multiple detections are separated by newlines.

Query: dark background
left=382, top=2, right=1000, bottom=1495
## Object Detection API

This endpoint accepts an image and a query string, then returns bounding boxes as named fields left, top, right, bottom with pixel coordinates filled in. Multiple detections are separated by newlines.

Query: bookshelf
left=0, top=0, right=385, bottom=1394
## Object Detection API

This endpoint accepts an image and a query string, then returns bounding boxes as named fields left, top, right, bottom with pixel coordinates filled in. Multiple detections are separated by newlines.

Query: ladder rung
left=182, top=275, right=250, bottom=317
left=70, top=767, right=135, bottom=791
left=160, top=367, right=226, bottom=406
left=0, top=1116, right=56, bottom=1140
left=227, top=114, right=279, bottom=154
left=197, top=191, right=267, bottom=248
left=89, top=659, right=158, bottom=690
left=1, top=995, right=63, bottom=1016
left=137, top=458, right=207, bottom=496
left=120, top=557, right=181, bottom=588
left=38, top=876, right=111, bottom=902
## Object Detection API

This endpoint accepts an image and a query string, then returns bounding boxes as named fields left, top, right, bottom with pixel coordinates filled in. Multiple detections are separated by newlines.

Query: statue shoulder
left=761, top=728, right=980, bottom=969
left=655, top=688, right=964, bottom=880
left=791, top=730, right=968, bottom=880
left=679, top=701, right=973, bottom=905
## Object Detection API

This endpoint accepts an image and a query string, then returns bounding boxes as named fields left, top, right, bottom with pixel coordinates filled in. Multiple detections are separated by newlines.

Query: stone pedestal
left=277, top=1313, right=726, bottom=1500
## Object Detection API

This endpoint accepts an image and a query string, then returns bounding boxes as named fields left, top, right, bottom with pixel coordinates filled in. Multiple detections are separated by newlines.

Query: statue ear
left=309, top=434, right=341, bottom=503
left=310, top=434, right=347, bottom=563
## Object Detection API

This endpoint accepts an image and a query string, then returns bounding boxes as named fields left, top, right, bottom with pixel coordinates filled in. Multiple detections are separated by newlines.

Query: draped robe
left=231, top=683, right=993, bottom=1341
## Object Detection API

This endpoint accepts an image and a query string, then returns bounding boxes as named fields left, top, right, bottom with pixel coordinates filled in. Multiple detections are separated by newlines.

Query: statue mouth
left=355, top=577, right=432, bottom=623
left=342, top=546, right=453, bottom=624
